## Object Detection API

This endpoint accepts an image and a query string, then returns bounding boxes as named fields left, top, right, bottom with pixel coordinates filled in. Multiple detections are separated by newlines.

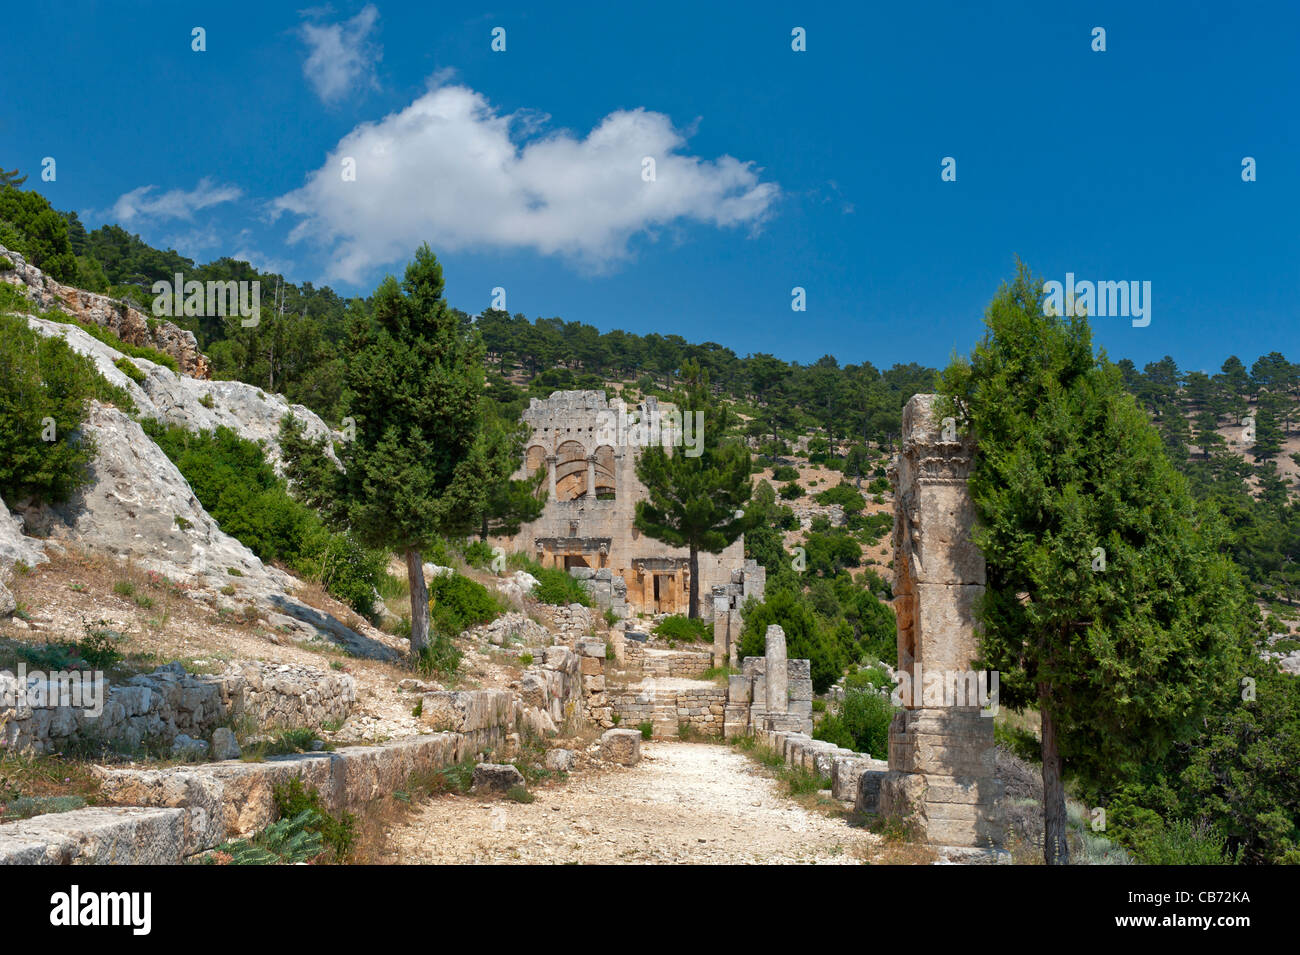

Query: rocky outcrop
left=21, top=315, right=336, bottom=473
left=20, top=403, right=288, bottom=590
left=1, top=244, right=209, bottom=378
left=0, top=497, right=46, bottom=572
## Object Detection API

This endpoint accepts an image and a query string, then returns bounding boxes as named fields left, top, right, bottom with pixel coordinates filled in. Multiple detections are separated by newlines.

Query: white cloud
left=108, top=178, right=242, bottom=224
left=299, top=5, right=381, bottom=104
left=273, top=83, right=779, bottom=281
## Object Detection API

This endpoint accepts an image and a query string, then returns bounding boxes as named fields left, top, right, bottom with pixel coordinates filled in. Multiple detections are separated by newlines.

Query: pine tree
left=941, top=261, right=1254, bottom=865
left=336, top=244, right=490, bottom=656
left=634, top=360, right=752, bottom=618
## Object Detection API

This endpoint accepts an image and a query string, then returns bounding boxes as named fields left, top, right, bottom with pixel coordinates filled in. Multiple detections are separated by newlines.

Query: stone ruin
left=878, top=394, right=1004, bottom=849
left=498, top=390, right=764, bottom=622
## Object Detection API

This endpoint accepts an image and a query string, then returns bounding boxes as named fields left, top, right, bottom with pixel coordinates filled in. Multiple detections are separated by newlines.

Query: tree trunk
left=688, top=544, right=699, bottom=619
left=479, top=513, right=489, bottom=542
left=1040, top=685, right=1070, bottom=865
left=406, top=548, right=430, bottom=657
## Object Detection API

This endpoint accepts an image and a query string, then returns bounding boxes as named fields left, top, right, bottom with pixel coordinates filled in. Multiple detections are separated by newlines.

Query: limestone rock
left=171, top=734, right=209, bottom=759
left=0, top=497, right=46, bottom=571
left=545, top=748, right=576, bottom=773
left=0, top=579, right=13, bottom=618
left=471, top=762, right=525, bottom=794
left=600, top=728, right=641, bottom=766
left=210, top=727, right=241, bottom=761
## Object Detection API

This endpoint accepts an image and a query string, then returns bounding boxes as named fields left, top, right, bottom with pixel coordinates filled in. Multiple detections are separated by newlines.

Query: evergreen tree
left=634, top=360, right=753, bottom=618
left=941, top=261, right=1255, bottom=864
left=335, top=244, right=491, bottom=656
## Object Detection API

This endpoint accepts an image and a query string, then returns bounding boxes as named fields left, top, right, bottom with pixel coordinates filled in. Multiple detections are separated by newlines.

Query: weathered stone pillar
left=586, top=455, right=596, bottom=498
left=712, top=597, right=730, bottom=668
left=546, top=455, right=557, bottom=499
left=764, top=624, right=787, bottom=718
left=880, top=394, right=1004, bottom=850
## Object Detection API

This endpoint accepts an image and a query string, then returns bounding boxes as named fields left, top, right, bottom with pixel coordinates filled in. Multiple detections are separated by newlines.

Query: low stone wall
left=674, top=686, right=727, bottom=736
left=542, top=603, right=596, bottom=643
left=517, top=646, right=583, bottom=736
left=0, top=806, right=187, bottom=865
left=1, top=661, right=355, bottom=754
left=623, top=643, right=712, bottom=678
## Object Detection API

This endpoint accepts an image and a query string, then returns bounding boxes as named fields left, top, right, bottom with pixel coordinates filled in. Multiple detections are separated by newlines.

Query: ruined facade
left=501, top=391, right=764, bottom=621
left=879, top=394, right=1004, bottom=849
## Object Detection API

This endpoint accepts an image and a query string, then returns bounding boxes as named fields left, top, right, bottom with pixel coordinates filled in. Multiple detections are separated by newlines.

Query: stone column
left=712, top=596, right=731, bottom=668
left=586, top=455, right=596, bottom=498
left=880, top=394, right=1004, bottom=851
left=764, top=624, right=787, bottom=719
left=546, top=455, right=557, bottom=500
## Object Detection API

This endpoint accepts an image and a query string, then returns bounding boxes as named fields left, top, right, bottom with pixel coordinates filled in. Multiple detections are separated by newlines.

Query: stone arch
left=524, top=444, right=547, bottom=478
left=554, top=439, right=588, bottom=501
left=592, top=444, right=616, bottom=499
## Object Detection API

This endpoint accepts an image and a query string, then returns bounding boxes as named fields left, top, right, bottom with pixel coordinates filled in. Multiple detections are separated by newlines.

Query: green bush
left=428, top=572, right=505, bottom=636
left=655, top=614, right=711, bottom=642
left=461, top=539, right=496, bottom=569
left=414, top=632, right=463, bottom=678
left=778, top=481, right=803, bottom=500
left=0, top=313, right=133, bottom=504
left=813, top=689, right=894, bottom=758
left=271, top=777, right=355, bottom=861
left=113, top=356, right=145, bottom=384
left=532, top=566, right=591, bottom=607
left=770, top=464, right=799, bottom=482
left=141, top=419, right=383, bottom=617
left=815, top=482, right=865, bottom=513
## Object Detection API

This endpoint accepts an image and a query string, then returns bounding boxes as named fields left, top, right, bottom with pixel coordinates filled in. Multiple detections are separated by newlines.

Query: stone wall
left=622, top=643, right=712, bottom=678
left=1, top=661, right=355, bottom=754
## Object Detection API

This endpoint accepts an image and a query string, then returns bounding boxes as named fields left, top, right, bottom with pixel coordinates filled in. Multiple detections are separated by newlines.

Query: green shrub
left=414, top=632, right=463, bottom=678
left=532, top=566, right=591, bottom=607
left=141, top=418, right=384, bottom=617
left=113, top=356, right=145, bottom=384
left=428, top=572, right=505, bottom=636
left=218, top=810, right=324, bottom=865
left=813, top=689, right=894, bottom=758
left=779, top=481, right=803, bottom=500
left=0, top=313, right=133, bottom=504
left=815, top=482, right=866, bottom=513
left=272, top=777, right=355, bottom=861
left=655, top=614, right=711, bottom=642
left=461, top=539, right=496, bottom=569
left=770, top=464, right=799, bottom=482
left=638, top=722, right=653, bottom=740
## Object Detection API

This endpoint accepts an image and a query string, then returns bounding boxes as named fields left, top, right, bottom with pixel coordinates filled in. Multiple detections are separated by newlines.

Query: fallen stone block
left=600, top=728, right=642, bottom=766
left=0, top=807, right=185, bottom=865
left=471, top=762, right=526, bottom=793
left=545, top=748, right=576, bottom=772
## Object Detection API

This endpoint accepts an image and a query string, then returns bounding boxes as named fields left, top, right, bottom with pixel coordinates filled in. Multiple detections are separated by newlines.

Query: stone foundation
left=1, top=660, right=355, bottom=754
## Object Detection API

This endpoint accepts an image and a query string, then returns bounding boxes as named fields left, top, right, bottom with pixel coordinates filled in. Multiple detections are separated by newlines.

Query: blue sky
left=3, top=1, right=1296, bottom=374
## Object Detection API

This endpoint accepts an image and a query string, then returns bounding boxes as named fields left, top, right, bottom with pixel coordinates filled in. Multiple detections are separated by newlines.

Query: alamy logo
left=1042, top=273, right=1151, bottom=327
left=49, top=885, right=151, bottom=935
left=594, top=400, right=704, bottom=457
left=1, top=664, right=104, bottom=717
left=152, top=273, right=260, bottom=327
left=890, top=664, right=1000, bottom=715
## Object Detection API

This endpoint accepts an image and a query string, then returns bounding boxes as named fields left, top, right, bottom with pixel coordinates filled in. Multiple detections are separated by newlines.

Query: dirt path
left=384, top=742, right=883, bottom=864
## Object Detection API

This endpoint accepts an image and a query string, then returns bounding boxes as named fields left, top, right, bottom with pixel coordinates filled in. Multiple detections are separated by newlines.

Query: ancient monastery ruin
left=499, top=390, right=765, bottom=626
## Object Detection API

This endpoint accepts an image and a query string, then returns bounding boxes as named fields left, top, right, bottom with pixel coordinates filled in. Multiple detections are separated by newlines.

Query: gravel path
left=385, top=742, right=881, bottom=864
